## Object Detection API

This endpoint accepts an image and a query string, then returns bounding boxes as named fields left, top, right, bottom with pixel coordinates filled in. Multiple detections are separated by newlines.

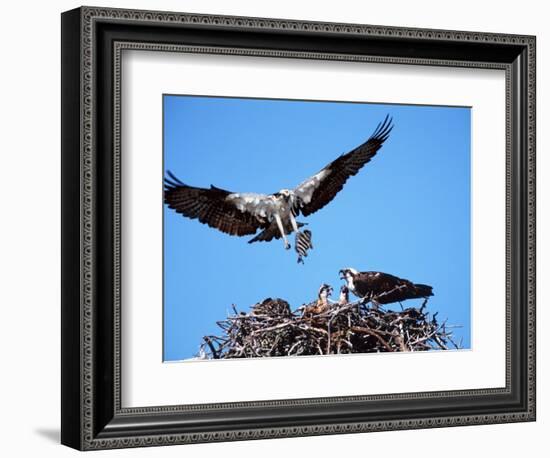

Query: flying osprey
left=339, top=268, right=433, bottom=306
left=164, top=116, right=393, bottom=261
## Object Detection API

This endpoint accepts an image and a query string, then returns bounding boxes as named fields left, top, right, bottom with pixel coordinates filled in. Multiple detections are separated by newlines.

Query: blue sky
left=163, top=95, right=471, bottom=360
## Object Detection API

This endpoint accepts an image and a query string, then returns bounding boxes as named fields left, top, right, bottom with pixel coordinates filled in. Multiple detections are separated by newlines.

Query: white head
left=339, top=267, right=359, bottom=279
left=276, top=189, right=293, bottom=202
left=339, top=268, right=359, bottom=290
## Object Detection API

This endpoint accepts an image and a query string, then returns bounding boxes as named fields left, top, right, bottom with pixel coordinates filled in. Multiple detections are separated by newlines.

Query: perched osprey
left=339, top=268, right=433, bottom=306
left=164, top=116, right=393, bottom=261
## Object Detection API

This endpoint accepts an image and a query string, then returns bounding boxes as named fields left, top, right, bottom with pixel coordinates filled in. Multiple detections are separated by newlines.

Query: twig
left=199, top=293, right=460, bottom=359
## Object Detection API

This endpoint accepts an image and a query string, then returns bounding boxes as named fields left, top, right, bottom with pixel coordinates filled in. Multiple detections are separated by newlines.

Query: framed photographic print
left=61, top=6, right=536, bottom=450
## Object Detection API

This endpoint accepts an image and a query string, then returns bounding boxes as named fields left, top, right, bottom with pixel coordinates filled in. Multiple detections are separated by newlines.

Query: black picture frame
left=61, top=6, right=536, bottom=450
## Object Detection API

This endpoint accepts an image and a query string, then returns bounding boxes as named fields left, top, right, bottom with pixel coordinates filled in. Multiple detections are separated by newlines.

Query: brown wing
left=361, top=272, right=405, bottom=296
left=164, top=171, right=264, bottom=237
left=295, top=116, right=393, bottom=216
left=376, top=283, right=416, bottom=304
left=367, top=272, right=433, bottom=304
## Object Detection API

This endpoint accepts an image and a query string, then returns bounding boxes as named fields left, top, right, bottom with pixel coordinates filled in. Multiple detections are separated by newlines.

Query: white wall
left=0, top=0, right=545, bottom=456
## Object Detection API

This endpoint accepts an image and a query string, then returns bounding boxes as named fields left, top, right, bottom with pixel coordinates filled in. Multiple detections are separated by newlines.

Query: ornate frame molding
left=61, top=6, right=535, bottom=450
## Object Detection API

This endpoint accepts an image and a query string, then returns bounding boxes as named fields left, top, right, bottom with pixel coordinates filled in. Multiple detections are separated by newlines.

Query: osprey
left=304, top=284, right=333, bottom=315
left=338, top=285, right=350, bottom=306
left=164, top=116, right=393, bottom=261
left=339, top=268, right=433, bottom=306
left=251, top=298, right=292, bottom=317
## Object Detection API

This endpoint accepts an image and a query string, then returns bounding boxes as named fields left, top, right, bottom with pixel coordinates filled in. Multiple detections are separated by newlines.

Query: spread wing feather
left=295, top=115, right=393, bottom=216
left=164, top=171, right=265, bottom=237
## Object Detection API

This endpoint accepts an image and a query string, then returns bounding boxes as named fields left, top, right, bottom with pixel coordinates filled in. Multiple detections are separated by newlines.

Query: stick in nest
left=198, top=292, right=460, bottom=359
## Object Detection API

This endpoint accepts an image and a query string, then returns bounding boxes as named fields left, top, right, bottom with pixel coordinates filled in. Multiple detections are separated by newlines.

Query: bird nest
left=199, top=297, right=460, bottom=359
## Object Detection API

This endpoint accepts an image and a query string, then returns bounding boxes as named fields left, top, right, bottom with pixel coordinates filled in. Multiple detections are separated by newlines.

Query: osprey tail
left=413, top=283, right=433, bottom=298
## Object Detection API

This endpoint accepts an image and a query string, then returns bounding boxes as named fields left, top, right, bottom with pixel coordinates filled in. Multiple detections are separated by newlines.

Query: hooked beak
left=339, top=269, right=345, bottom=280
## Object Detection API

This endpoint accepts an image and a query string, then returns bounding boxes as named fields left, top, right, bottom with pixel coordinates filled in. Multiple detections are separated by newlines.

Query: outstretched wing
left=164, top=171, right=267, bottom=237
left=294, top=115, right=393, bottom=216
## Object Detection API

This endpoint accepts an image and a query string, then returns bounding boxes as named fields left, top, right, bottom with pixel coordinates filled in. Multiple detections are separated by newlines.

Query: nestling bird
left=304, top=284, right=334, bottom=315
left=251, top=298, right=292, bottom=317
left=339, top=268, right=433, bottom=306
left=338, top=285, right=350, bottom=306
left=164, top=116, right=393, bottom=262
